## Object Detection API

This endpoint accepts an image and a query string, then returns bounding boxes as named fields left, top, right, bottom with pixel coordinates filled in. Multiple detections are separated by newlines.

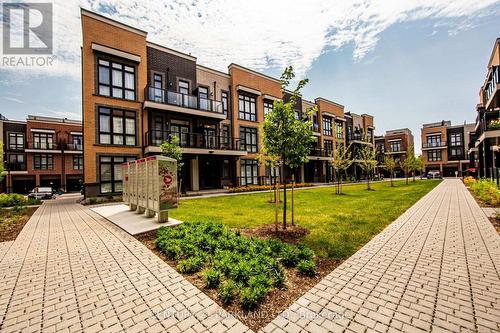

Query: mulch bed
left=136, top=227, right=340, bottom=331
left=467, top=188, right=500, bottom=235
left=0, top=207, right=38, bottom=242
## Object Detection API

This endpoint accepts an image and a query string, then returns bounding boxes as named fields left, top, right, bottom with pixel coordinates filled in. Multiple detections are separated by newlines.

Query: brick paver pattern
left=0, top=179, right=499, bottom=332
left=0, top=199, right=250, bottom=333
left=262, top=179, right=500, bottom=333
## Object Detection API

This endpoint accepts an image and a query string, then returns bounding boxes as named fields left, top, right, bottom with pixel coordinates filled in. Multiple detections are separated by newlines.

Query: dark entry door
left=199, top=158, right=221, bottom=189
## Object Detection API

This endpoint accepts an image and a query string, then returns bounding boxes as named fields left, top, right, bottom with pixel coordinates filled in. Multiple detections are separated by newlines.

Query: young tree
left=330, top=143, right=352, bottom=194
left=413, top=155, right=424, bottom=182
left=0, top=141, right=6, bottom=183
left=262, top=66, right=315, bottom=229
left=384, top=156, right=398, bottom=187
left=357, top=145, right=378, bottom=190
left=257, top=152, right=281, bottom=203
left=160, top=135, right=184, bottom=191
left=400, top=145, right=415, bottom=185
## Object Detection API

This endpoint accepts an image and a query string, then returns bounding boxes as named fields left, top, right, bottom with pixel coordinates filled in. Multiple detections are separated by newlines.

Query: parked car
left=427, top=170, right=442, bottom=179
left=28, top=187, right=55, bottom=200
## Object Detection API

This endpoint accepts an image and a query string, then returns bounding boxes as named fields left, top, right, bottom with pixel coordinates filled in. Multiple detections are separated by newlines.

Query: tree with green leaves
left=357, top=145, right=378, bottom=190
left=400, top=144, right=415, bottom=185
left=160, top=135, right=184, bottom=191
left=384, top=156, right=398, bottom=187
left=412, top=155, right=424, bottom=182
left=0, top=141, right=6, bottom=184
left=262, top=66, right=315, bottom=229
left=330, top=142, right=352, bottom=194
left=257, top=152, right=281, bottom=203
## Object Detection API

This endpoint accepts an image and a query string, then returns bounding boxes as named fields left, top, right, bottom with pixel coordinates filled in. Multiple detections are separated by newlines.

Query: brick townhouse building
left=1, top=115, right=83, bottom=194
left=469, top=38, right=500, bottom=179
left=375, top=128, right=414, bottom=177
left=421, top=121, right=474, bottom=177
left=80, top=9, right=376, bottom=196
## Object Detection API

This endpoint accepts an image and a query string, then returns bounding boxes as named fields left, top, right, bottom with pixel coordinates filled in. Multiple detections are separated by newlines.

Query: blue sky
left=0, top=0, right=499, bottom=153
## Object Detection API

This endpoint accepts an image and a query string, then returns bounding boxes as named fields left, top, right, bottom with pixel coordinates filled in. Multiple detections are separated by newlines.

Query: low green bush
left=203, top=268, right=223, bottom=289
left=470, top=179, right=500, bottom=206
left=155, top=222, right=316, bottom=309
left=0, top=193, right=27, bottom=207
left=297, top=259, right=317, bottom=276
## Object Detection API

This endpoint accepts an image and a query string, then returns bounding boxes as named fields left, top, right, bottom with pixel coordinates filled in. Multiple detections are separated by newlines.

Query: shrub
left=0, top=193, right=27, bottom=207
left=203, top=268, right=223, bottom=289
left=229, top=183, right=313, bottom=193
left=240, top=284, right=269, bottom=310
left=26, top=198, right=42, bottom=206
left=470, top=179, right=500, bottom=206
left=297, top=260, right=317, bottom=276
left=488, top=119, right=500, bottom=130
left=177, top=256, right=204, bottom=274
left=463, top=176, right=476, bottom=187
left=297, top=245, right=315, bottom=261
left=218, top=280, right=238, bottom=304
left=281, top=245, right=300, bottom=268
left=230, top=260, right=252, bottom=284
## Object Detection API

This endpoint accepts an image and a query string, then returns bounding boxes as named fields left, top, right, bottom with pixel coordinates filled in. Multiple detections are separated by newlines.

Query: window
left=98, top=59, right=135, bottom=100
left=240, top=159, right=258, bottom=186
left=198, top=86, right=209, bottom=110
left=98, top=107, right=136, bottom=146
left=99, top=156, right=135, bottom=193
left=73, top=155, right=83, bottom=170
left=367, top=128, right=373, bottom=142
left=222, top=91, right=229, bottom=116
left=240, top=127, right=258, bottom=153
left=450, top=147, right=462, bottom=157
left=170, top=124, right=189, bottom=147
left=153, top=73, right=163, bottom=102
left=33, top=154, right=54, bottom=170
left=263, top=100, right=273, bottom=116
left=33, top=132, right=53, bottom=149
left=238, top=93, right=257, bottom=121
left=221, top=125, right=230, bottom=147
left=449, top=133, right=462, bottom=147
left=294, top=109, right=300, bottom=120
left=428, top=150, right=442, bottom=162
left=71, top=135, right=83, bottom=150
left=8, top=132, right=24, bottom=150
left=426, top=135, right=442, bottom=148
left=390, top=140, right=402, bottom=152
left=335, top=121, right=343, bottom=139
left=179, top=80, right=189, bottom=95
left=324, top=140, right=333, bottom=155
left=7, top=154, right=24, bottom=170
left=323, top=116, right=332, bottom=136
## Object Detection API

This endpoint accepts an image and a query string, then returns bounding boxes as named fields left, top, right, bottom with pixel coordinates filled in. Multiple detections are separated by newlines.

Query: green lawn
left=171, top=180, right=441, bottom=259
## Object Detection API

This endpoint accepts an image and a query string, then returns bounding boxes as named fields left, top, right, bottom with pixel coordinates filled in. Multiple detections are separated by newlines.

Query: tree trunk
left=413, top=171, right=416, bottom=182
left=390, top=173, right=393, bottom=187
left=291, top=174, right=295, bottom=226
left=367, top=172, right=371, bottom=190
left=275, top=180, right=279, bottom=231
left=282, top=164, right=287, bottom=230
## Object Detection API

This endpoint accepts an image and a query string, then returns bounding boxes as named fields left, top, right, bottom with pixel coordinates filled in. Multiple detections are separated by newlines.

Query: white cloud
left=0, top=0, right=498, bottom=79
left=3, top=96, right=25, bottom=104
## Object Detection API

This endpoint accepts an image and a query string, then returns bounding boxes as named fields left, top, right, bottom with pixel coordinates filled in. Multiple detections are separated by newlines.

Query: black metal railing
left=145, top=86, right=224, bottom=115
left=309, top=148, right=331, bottom=157
left=145, top=130, right=240, bottom=151
left=347, top=133, right=372, bottom=143
left=422, top=141, right=447, bottom=148
left=6, top=162, right=26, bottom=171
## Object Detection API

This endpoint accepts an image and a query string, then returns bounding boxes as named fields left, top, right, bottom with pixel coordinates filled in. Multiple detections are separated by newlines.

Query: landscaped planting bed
left=0, top=206, right=38, bottom=242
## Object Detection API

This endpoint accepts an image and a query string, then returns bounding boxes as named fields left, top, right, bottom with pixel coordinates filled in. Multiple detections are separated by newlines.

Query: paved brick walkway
left=1, top=179, right=499, bottom=332
left=262, top=179, right=500, bottom=332
left=0, top=199, right=250, bottom=333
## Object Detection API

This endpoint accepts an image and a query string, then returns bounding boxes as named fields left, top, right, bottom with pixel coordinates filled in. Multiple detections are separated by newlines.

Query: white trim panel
left=92, top=43, right=141, bottom=62
left=236, top=85, right=262, bottom=96
left=30, top=129, right=55, bottom=134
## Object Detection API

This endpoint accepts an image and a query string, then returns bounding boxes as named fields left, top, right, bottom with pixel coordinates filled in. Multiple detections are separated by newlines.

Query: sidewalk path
left=262, top=179, right=500, bottom=332
left=0, top=179, right=499, bottom=332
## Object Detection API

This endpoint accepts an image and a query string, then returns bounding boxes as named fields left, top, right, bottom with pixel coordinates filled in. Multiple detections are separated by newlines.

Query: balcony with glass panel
left=422, top=140, right=447, bottom=150
left=484, top=66, right=500, bottom=109
left=144, top=86, right=226, bottom=120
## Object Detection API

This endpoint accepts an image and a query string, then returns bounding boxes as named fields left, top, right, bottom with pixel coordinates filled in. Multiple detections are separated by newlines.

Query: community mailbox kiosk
left=122, top=156, right=178, bottom=222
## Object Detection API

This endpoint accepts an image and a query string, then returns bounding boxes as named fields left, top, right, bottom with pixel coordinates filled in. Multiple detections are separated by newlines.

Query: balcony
left=386, top=148, right=406, bottom=154
left=422, top=141, right=447, bottom=150
left=6, top=162, right=26, bottom=172
left=25, top=142, right=60, bottom=152
left=307, top=148, right=331, bottom=160
left=144, top=86, right=226, bottom=120
left=144, top=130, right=246, bottom=156
left=485, top=66, right=500, bottom=109
left=65, top=143, right=83, bottom=152
left=347, top=133, right=373, bottom=145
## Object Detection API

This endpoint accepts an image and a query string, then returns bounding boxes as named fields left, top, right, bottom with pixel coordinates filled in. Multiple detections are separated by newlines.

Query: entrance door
left=203, top=128, right=217, bottom=149
left=199, top=158, right=221, bottom=189
left=152, top=115, right=167, bottom=146
left=170, top=124, right=190, bottom=147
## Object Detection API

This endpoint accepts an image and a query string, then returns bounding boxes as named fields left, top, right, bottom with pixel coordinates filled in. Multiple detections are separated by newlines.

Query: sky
left=0, top=0, right=499, bottom=153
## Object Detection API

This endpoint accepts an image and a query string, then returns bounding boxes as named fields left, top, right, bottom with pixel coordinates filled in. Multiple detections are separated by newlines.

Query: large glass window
left=73, top=155, right=83, bottom=170
left=263, top=100, right=273, bottom=116
left=240, top=126, right=258, bottom=153
left=8, top=132, right=24, bottom=150
left=33, top=132, right=53, bottom=149
left=449, top=133, right=462, bottom=147
left=98, top=59, right=135, bottom=100
left=450, top=147, right=463, bottom=157
left=98, top=107, right=136, bottom=146
left=238, top=93, right=257, bottom=121
left=389, top=140, right=402, bottom=152
left=324, top=140, right=333, bottom=155
left=426, top=135, right=442, bottom=148
left=240, top=159, right=258, bottom=186
left=7, top=153, right=24, bottom=170
left=33, top=154, right=54, bottom=170
left=335, top=121, right=343, bottom=139
left=428, top=150, right=442, bottom=162
left=153, top=73, right=163, bottom=102
left=99, top=156, right=135, bottom=193
left=222, top=91, right=229, bottom=116
left=323, top=116, right=332, bottom=136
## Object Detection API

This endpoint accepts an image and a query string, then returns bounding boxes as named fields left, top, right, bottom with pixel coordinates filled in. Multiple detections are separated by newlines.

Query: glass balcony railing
left=66, top=143, right=83, bottom=151
left=28, top=142, right=59, bottom=150
left=422, top=141, right=447, bottom=148
left=145, top=130, right=240, bottom=151
left=145, top=86, right=224, bottom=115
left=485, top=66, right=499, bottom=104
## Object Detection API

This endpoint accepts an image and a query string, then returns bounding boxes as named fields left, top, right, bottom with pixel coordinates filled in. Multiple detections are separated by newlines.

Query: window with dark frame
left=263, top=100, right=273, bottom=116
left=240, top=159, right=259, bottom=186
left=33, top=132, right=53, bottom=149
left=427, top=150, right=442, bottom=162
left=426, top=135, right=442, bottom=147
left=179, top=80, right=189, bottom=95
left=221, top=125, right=230, bottom=147
left=153, top=73, right=163, bottom=101
left=7, top=153, right=24, bottom=170
left=98, top=59, right=136, bottom=100
left=33, top=154, right=54, bottom=170
left=8, top=132, right=24, bottom=150
left=449, top=133, right=462, bottom=147
left=73, top=155, right=84, bottom=170
left=238, top=93, right=257, bottom=121
left=222, top=91, right=229, bottom=116
left=240, top=126, right=258, bottom=153
left=99, top=156, right=135, bottom=194
left=335, top=121, right=343, bottom=139
left=324, top=140, right=333, bottom=155
left=98, top=107, right=136, bottom=146
left=450, top=147, right=463, bottom=157
left=323, top=116, right=332, bottom=136
left=390, top=140, right=402, bottom=152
